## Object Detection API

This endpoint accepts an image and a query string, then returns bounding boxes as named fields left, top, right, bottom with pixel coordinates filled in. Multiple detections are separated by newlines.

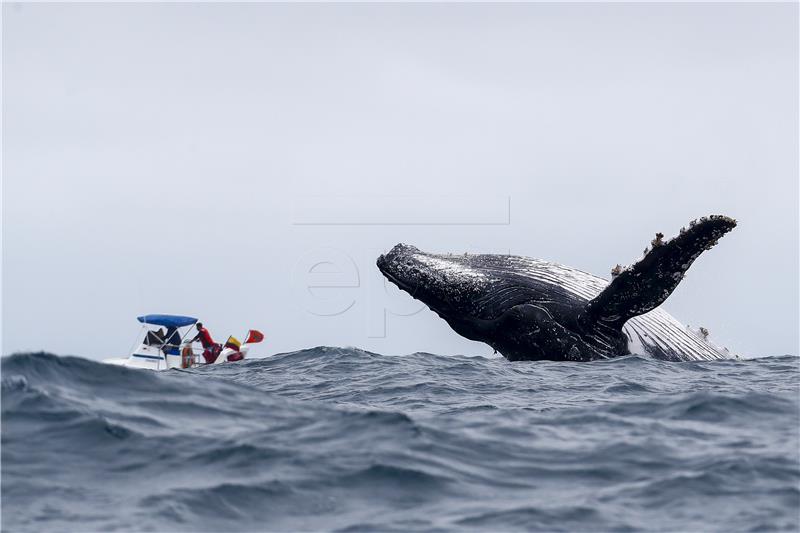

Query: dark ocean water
left=2, top=349, right=799, bottom=532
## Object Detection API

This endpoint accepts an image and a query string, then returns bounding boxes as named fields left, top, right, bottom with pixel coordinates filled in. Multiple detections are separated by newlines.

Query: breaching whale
left=376, top=215, right=737, bottom=362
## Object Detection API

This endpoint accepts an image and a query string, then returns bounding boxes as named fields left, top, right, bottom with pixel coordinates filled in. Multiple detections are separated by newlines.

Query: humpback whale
left=376, top=215, right=737, bottom=362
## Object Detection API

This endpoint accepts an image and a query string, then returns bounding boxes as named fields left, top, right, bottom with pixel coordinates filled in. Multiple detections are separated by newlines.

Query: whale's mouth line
left=378, top=262, right=421, bottom=298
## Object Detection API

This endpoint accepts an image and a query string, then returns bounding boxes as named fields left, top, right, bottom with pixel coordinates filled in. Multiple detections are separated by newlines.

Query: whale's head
left=376, top=243, right=607, bottom=359
left=376, top=243, right=507, bottom=326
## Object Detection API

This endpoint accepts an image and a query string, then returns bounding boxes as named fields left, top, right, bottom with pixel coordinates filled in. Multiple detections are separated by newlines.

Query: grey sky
left=3, top=3, right=797, bottom=360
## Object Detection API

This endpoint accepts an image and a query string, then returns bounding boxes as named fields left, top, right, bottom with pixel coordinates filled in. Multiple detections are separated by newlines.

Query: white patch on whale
left=484, top=257, right=733, bottom=361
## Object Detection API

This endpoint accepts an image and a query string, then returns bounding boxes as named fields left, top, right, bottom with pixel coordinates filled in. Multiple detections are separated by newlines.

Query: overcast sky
left=3, top=3, right=798, bottom=360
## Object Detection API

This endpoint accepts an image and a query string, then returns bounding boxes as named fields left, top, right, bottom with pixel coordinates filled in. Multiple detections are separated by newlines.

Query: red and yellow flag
left=224, top=335, right=242, bottom=352
left=244, top=330, right=264, bottom=344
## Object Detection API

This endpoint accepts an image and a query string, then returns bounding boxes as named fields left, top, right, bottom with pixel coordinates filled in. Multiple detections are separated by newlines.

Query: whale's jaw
left=376, top=244, right=416, bottom=293
left=377, top=243, right=503, bottom=346
left=377, top=243, right=449, bottom=314
left=377, top=243, right=498, bottom=320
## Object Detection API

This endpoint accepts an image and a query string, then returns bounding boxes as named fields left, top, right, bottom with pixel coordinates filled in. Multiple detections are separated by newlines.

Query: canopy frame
left=136, top=314, right=198, bottom=328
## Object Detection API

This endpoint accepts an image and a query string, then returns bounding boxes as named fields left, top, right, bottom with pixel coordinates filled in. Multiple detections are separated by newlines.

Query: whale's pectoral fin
left=584, top=215, right=737, bottom=328
left=494, top=304, right=593, bottom=361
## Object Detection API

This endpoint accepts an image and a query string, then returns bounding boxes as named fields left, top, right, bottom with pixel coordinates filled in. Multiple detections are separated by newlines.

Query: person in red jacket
left=191, top=322, right=221, bottom=364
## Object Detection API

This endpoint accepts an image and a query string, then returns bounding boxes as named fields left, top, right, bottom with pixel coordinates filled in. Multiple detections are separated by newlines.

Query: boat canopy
left=137, top=314, right=198, bottom=328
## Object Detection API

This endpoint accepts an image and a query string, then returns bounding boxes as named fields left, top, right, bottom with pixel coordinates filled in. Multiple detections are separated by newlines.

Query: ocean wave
left=2, top=349, right=798, bottom=532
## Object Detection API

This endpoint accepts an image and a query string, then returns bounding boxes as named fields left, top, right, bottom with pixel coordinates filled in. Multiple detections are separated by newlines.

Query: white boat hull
left=105, top=345, right=249, bottom=371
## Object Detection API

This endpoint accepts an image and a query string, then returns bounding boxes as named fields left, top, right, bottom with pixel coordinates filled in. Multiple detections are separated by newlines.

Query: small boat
left=105, top=314, right=263, bottom=371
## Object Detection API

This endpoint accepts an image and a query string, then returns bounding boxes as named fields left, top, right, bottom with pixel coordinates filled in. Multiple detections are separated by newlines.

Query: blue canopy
left=137, top=314, right=198, bottom=328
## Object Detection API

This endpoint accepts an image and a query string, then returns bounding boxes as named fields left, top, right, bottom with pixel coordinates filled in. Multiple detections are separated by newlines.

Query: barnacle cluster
left=651, top=232, right=664, bottom=248
left=610, top=214, right=737, bottom=280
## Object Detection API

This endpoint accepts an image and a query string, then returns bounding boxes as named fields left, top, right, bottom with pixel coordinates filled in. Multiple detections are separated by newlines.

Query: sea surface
left=2, top=349, right=799, bottom=532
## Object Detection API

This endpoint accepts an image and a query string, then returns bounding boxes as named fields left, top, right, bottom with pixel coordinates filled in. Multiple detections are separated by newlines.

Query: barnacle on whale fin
left=651, top=232, right=664, bottom=247
left=587, top=214, right=737, bottom=328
